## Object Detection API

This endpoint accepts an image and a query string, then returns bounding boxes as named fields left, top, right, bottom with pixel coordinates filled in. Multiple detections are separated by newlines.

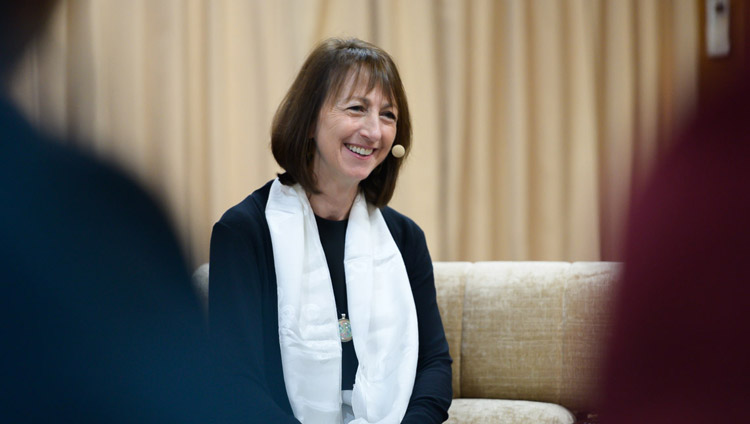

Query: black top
left=209, top=180, right=453, bottom=423
left=314, top=214, right=359, bottom=390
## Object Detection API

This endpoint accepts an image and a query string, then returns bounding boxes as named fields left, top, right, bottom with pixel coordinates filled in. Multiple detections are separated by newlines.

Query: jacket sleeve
left=208, top=220, right=300, bottom=423
left=400, top=224, right=453, bottom=424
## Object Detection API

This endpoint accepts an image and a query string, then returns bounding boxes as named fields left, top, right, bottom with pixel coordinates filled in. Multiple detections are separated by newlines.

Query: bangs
left=326, top=56, right=397, bottom=106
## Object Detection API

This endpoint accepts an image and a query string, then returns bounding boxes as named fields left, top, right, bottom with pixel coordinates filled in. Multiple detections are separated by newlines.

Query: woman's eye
left=348, top=105, right=365, bottom=112
left=382, top=111, right=397, bottom=121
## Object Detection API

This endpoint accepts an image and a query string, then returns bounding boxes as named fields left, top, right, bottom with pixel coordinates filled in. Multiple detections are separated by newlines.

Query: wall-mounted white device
left=706, top=0, right=731, bottom=57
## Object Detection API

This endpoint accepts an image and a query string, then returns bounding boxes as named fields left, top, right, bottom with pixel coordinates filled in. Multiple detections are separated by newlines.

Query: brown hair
left=271, top=37, right=411, bottom=207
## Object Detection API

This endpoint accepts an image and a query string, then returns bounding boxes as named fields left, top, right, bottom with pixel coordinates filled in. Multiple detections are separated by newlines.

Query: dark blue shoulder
left=380, top=206, right=426, bottom=250
left=217, top=180, right=274, bottom=230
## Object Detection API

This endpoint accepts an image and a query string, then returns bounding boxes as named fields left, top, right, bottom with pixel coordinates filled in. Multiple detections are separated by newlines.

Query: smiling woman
left=208, top=38, right=452, bottom=424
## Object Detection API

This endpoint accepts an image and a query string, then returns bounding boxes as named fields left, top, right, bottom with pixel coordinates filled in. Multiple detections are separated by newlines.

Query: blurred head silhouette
left=0, top=1, right=56, bottom=80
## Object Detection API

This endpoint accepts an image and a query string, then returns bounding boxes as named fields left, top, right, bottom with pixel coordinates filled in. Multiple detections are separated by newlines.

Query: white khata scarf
left=265, top=179, right=419, bottom=424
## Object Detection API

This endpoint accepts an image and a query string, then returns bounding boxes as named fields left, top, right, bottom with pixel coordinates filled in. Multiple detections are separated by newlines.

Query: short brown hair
left=271, top=37, right=411, bottom=208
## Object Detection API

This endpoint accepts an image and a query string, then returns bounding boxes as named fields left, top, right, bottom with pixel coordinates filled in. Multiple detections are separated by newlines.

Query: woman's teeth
left=346, top=145, right=373, bottom=156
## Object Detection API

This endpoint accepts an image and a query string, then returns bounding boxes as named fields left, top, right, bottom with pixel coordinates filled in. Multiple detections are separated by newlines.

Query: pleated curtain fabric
left=9, top=0, right=698, bottom=265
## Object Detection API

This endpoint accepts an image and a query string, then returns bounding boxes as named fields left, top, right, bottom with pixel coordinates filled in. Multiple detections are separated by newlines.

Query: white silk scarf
left=265, top=179, right=419, bottom=424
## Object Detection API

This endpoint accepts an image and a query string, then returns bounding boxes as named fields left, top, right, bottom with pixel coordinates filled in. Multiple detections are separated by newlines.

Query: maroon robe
left=600, top=72, right=750, bottom=422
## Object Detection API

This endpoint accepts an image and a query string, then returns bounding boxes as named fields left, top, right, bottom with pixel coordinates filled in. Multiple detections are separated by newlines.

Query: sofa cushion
left=460, top=262, right=570, bottom=401
left=446, top=398, right=575, bottom=424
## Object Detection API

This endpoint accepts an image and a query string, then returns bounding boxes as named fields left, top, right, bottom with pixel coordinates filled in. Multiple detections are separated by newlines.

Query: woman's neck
left=308, top=180, right=358, bottom=221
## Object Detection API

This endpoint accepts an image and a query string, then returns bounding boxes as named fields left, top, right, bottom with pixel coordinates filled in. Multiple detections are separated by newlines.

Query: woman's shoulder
left=381, top=206, right=433, bottom=279
left=216, top=180, right=274, bottom=232
left=380, top=206, right=426, bottom=248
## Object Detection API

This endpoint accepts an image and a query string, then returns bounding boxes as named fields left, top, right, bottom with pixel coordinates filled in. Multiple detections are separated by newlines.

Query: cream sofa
left=193, top=261, right=619, bottom=423
left=435, top=262, right=619, bottom=424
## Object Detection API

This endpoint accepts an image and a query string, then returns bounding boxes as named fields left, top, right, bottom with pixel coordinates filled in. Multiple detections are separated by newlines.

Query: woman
left=209, top=38, right=452, bottom=424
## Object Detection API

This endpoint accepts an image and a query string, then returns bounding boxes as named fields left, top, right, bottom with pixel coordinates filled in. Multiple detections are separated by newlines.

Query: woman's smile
left=345, top=143, right=374, bottom=157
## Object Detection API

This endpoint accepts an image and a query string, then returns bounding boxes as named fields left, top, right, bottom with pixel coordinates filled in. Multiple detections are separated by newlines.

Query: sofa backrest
left=433, top=261, right=620, bottom=412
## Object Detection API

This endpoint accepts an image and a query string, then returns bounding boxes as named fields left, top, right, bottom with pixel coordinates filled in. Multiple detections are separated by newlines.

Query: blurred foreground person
left=1, top=2, right=219, bottom=422
left=600, top=70, right=750, bottom=422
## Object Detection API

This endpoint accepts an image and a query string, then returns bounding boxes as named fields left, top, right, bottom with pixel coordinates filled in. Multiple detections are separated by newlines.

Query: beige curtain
left=9, top=0, right=698, bottom=265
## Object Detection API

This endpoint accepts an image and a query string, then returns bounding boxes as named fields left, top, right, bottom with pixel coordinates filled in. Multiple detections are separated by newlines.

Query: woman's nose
left=360, top=113, right=382, bottom=141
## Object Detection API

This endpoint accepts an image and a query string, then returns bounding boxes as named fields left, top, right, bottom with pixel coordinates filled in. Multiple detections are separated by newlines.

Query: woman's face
left=311, top=75, right=398, bottom=191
